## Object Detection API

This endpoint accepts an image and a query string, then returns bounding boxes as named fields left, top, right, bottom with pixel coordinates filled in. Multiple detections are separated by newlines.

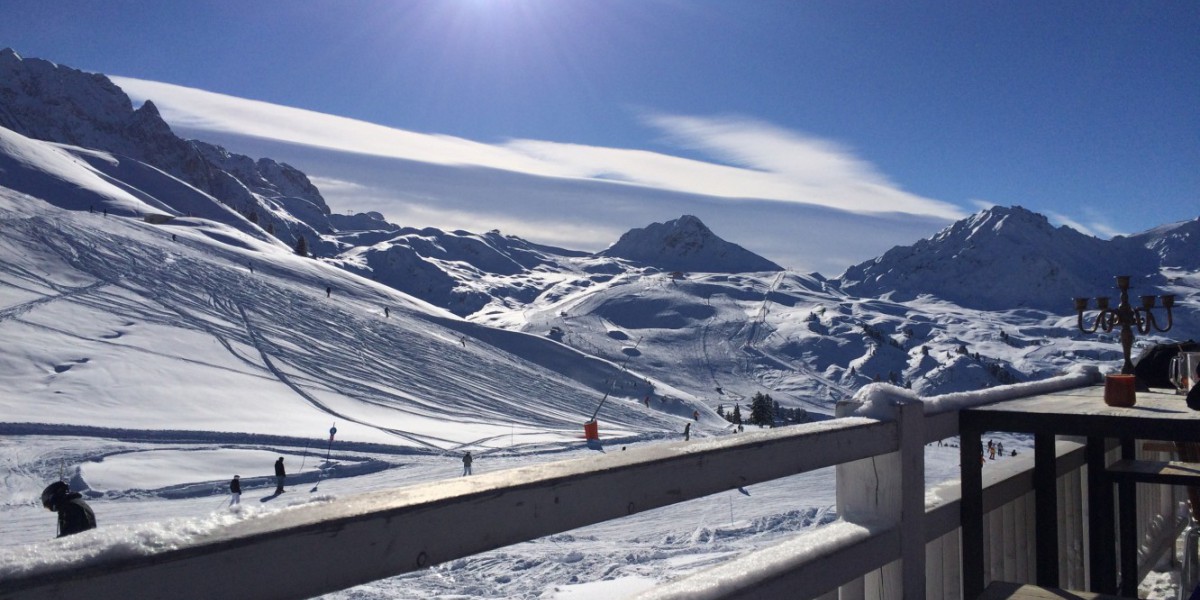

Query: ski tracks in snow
left=0, top=279, right=113, bottom=323
left=234, top=301, right=451, bottom=453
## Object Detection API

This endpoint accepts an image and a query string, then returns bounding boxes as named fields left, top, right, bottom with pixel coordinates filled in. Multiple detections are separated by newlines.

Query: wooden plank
left=1107, top=459, right=1200, bottom=485
left=962, top=387, right=1200, bottom=441
left=1086, top=438, right=1117, bottom=594
left=1141, top=440, right=1176, bottom=454
left=961, top=422, right=986, bottom=599
left=1033, top=433, right=1059, bottom=586
left=979, top=581, right=1124, bottom=599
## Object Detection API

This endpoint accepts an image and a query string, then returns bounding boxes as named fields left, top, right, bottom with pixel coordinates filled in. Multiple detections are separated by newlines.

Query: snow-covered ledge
left=848, top=364, right=1103, bottom=419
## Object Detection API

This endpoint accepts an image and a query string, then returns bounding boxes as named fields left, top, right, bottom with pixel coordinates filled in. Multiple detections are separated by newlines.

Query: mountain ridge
left=834, top=205, right=1189, bottom=311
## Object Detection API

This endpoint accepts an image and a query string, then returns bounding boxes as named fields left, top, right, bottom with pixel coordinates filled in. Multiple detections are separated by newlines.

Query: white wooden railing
left=643, top=369, right=1191, bottom=599
left=0, top=371, right=1190, bottom=600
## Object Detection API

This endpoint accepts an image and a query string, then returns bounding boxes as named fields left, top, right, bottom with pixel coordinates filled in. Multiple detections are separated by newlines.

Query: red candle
left=1104, top=374, right=1137, bottom=407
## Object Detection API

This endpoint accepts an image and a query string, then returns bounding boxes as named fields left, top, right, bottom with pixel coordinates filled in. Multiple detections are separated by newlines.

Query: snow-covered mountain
left=835, top=205, right=1189, bottom=311
left=1129, top=216, right=1200, bottom=272
left=599, top=214, right=783, bottom=273
left=327, top=225, right=647, bottom=318
left=0, top=48, right=335, bottom=255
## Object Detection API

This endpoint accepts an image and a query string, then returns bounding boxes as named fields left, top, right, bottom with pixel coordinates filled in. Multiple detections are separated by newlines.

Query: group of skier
left=36, top=455, right=290, bottom=539
left=225, top=456, right=286, bottom=504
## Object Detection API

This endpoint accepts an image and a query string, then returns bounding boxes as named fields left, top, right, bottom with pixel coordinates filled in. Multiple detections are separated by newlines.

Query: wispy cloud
left=642, top=113, right=965, bottom=219
left=113, top=77, right=559, bottom=175
left=1046, top=209, right=1124, bottom=239
left=113, top=77, right=965, bottom=220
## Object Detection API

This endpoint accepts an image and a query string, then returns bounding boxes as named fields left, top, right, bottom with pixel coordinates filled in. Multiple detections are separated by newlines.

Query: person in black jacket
left=230, top=475, right=242, bottom=505
left=41, top=481, right=96, bottom=538
left=274, top=457, right=286, bottom=494
left=1188, top=367, right=1200, bottom=410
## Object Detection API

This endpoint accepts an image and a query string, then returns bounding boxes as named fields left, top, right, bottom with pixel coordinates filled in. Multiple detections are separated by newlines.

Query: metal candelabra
left=1074, top=275, right=1175, bottom=376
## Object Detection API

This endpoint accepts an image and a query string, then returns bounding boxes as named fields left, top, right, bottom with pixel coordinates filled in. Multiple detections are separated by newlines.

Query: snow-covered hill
left=2, top=136, right=705, bottom=443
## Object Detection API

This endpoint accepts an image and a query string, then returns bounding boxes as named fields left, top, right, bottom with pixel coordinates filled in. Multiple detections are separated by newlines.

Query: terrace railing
left=1, top=368, right=1189, bottom=600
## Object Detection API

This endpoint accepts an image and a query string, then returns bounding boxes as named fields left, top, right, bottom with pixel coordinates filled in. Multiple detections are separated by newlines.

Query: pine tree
left=717, top=404, right=725, bottom=418
left=750, top=392, right=774, bottom=427
left=294, top=235, right=308, bottom=257
left=732, top=404, right=742, bottom=426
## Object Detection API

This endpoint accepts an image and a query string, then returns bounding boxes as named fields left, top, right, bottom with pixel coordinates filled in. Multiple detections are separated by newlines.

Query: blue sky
left=1, top=0, right=1196, bottom=272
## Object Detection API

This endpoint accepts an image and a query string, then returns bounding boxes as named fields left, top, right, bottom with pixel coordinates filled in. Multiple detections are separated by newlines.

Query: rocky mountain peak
left=0, top=48, right=337, bottom=253
left=836, top=205, right=1162, bottom=311
left=600, top=215, right=783, bottom=273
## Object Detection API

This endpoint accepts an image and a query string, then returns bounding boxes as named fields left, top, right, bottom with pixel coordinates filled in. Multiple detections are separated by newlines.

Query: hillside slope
left=0, top=130, right=697, bottom=449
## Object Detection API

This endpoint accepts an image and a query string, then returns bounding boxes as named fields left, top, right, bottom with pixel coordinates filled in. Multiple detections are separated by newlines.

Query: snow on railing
left=848, top=364, right=1103, bottom=421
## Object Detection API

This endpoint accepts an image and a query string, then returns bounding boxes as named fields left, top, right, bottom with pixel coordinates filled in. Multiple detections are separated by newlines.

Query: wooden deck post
left=836, top=395, right=925, bottom=598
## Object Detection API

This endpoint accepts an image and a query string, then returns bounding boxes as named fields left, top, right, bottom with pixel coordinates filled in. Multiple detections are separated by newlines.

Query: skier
left=693, top=410, right=700, bottom=421
left=683, top=423, right=691, bottom=441
left=462, top=451, right=473, bottom=476
left=230, top=475, right=241, bottom=505
left=384, top=306, right=389, bottom=318
left=274, top=457, right=286, bottom=494
left=325, top=286, right=331, bottom=298
left=40, top=481, right=96, bottom=538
